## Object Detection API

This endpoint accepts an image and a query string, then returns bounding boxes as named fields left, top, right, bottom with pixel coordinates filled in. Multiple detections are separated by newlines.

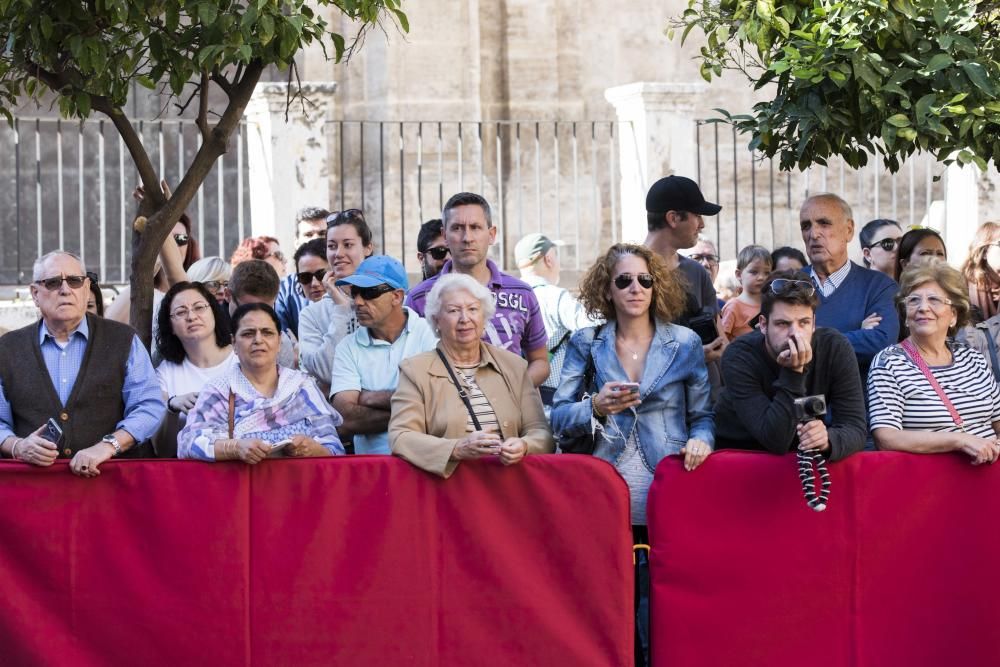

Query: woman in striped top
left=868, top=261, right=1000, bottom=464
left=389, top=273, right=553, bottom=478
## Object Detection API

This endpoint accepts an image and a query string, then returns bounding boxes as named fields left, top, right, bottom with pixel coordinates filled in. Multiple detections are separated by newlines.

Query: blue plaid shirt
left=0, top=318, right=165, bottom=445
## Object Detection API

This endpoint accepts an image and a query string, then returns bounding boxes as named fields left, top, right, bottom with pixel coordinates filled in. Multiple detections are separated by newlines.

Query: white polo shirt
left=329, top=307, right=438, bottom=454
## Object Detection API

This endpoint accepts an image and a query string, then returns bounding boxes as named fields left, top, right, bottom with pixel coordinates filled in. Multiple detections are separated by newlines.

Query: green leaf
left=886, top=114, right=910, bottom=127
left=915, top=93, right=937, bottom=119
left=897, top=127, right=918, bottom=141
left=925, top=53, right=953, bottom=73
left=75, top=92, right=91, bottom=116
left=962, top=61, right=995, bottom=95
left=932, top=0, right=949, bottom=28
left=198, top=2, right=218, bottom=26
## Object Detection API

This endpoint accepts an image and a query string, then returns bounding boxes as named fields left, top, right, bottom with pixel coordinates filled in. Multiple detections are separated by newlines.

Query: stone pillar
left=245, top=82, right=337, bottom=254
left=942, top=162, right=978, bottom=264
left=604, top=82, right=707, bottom=243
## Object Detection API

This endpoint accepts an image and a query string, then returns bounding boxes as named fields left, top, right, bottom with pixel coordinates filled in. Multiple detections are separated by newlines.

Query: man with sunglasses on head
left=416, top=219, right=449, bottom=280
left=329, top=256, right=437, bottom=454
left=713, top=271, right=866, bottom=460
left=0, top=251, right=165, bottom=477
left=406, top=192, right=550, bottom=387
left=800, top=193, right=899, bottom=379
left=275, top=206, right=331, bottom=337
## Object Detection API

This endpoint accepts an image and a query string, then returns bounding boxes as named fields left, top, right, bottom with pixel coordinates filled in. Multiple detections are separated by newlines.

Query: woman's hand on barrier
left=680, top=438, right=712, bottom=471
left=451, top=430, right=502, bottom=461
left=498, top=437, right=528, bottom=466
left=285, top=435, right=325, bottom=458
left=170, top=392, right=199, bottom=414
left=957, top=434, right=1000, bottom=465
left=594, top=382, right=641, bottom=416
left=236, top=439, right=272, bottom=464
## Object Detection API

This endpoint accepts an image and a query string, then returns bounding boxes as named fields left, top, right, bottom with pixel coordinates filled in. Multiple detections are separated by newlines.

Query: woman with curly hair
left=961, top=221, right=1000, bottom=323
left=551, top=243, right=714, bottom=666
left=552, top=241, right=713, bottom=493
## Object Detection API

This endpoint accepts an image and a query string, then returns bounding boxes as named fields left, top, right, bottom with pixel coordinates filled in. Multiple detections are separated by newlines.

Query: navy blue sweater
left=812, top=262, right=899, bottom=376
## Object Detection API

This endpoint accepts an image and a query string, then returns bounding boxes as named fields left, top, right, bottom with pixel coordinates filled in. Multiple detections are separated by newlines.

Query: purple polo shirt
left=406, top=259, right=548, bottom=357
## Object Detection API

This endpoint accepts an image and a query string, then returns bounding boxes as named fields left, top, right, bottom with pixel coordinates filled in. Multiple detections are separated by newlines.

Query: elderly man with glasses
left=713, top=270, right=866, bottom=460
left=330, top=256, right=437, bottom=454
left=0, top=251, right=165, bottom=476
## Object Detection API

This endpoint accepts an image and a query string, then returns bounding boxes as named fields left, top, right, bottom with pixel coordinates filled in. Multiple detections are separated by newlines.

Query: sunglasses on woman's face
left=768, top=278, right=816, bottom=297
left=173, top=233, right=190, bottom=246
left=425, top=246, right=450, bottom=260
left=613, top=273, right=654, bottom=290
left=350, top=284, right=396, bottom=300
left=297, top=269, right=327, bottom=286
left=865, top=238, right=899, bottom=252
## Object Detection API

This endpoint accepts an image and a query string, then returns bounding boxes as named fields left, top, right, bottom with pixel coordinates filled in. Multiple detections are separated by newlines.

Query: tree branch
left=28, top=61, right=163, bottom=208
left=195, top=70, right=211, bottom=143
left=210, top=69, right=233, bottom=98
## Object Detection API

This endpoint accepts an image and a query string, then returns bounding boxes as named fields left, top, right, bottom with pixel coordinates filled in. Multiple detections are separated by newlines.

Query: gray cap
left=514, top=233, right=564, bottom=268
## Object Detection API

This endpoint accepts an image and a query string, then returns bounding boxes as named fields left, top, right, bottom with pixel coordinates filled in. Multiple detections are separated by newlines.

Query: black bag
left=556, top=326, right=603, bottom=454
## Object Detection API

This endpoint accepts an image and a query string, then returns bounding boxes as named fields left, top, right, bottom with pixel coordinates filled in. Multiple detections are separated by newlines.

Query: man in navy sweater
left=800, top=193, right=899, bottom=379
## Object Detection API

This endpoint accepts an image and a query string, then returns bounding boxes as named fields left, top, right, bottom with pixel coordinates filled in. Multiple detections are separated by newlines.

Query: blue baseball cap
left=336, top=255, right=409, bottom=291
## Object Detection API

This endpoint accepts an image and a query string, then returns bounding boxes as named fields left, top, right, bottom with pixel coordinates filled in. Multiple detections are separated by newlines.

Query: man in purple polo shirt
left=407, top=192, right=550, bottom=387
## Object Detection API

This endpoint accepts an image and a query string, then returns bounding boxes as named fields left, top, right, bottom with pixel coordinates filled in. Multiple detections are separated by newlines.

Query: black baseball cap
left=645, top=176, right=721, bottom=216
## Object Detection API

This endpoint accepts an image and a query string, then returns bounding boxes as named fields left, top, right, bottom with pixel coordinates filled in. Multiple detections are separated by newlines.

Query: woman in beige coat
left=390, top=273, right=553, bottom=477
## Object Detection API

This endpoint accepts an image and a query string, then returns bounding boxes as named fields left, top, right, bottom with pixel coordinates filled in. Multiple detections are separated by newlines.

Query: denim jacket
left=550, top=319, right=714, bottom=469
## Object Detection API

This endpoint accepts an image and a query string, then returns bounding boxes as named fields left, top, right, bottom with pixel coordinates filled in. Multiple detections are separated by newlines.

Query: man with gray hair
left=0, top=251, right=164, bottom=475
left=276, top=205, right=331, bottom=336
left=799, top=193, right=898, bottom=376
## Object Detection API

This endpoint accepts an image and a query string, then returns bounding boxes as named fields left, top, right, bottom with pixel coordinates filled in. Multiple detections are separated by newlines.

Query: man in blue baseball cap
left=330, top=255, right=438, bottom=454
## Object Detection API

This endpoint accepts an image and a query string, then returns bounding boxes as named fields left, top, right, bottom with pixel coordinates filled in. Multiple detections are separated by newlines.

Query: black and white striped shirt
left=867, top=343, right=1000, bottom=438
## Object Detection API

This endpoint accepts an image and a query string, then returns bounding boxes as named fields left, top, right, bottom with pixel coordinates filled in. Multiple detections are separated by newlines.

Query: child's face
left=737, top=258, right=772, bottom=296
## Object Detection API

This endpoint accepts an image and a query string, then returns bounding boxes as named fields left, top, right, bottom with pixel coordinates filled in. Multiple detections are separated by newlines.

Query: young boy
left=721, top=245, right=773, bottom=339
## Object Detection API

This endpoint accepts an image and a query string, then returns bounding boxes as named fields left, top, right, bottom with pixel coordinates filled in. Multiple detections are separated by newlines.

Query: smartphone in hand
left=271, top=438, right=293, bottom=451
left=44, top=418, right=64, bottom=446
left=615, top=382, right=640, bottom=394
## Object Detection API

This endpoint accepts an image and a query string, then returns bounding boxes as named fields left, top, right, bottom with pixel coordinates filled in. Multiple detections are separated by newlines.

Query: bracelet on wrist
left=591, top=394, right=605, bottom=419
left=10, top=438, right=22, bottom=461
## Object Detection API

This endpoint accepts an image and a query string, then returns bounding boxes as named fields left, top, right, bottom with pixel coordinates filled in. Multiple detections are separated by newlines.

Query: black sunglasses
left=350, top=284, right=396, bottom=300
left=865, top=238, right=899, bottom=252
left=326, top=208, right=365, bottom=228
left=613, top=273, right=654, bottom=290
left=769, top=278, right=816, bottom=297
left=425, top=246, right=450, bottom=260
left=173, top=233, right=190, bottom=246
left=297, top=269, right=327, bottom=286
left=36, top=275, right=88, bottom=291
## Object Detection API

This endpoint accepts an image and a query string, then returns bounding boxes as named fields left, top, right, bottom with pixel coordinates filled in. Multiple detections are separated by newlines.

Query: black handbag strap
left=436, top=348, right=483, bottom=431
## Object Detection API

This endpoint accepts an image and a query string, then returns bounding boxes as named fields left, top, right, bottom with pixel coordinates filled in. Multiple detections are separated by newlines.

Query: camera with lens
left=793, top=395, right=827, bottom=422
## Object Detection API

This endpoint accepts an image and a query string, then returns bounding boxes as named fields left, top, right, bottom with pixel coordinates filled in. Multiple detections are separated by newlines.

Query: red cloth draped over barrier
left=0, top=455, right=632, bottom=666
left=648, top=450, right=1000, bottom=667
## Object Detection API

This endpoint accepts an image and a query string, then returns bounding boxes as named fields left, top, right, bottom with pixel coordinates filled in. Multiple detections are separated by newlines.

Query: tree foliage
left=0, top=0, right=407, bottom=344
left=673, top=0, right=1000, bottom=172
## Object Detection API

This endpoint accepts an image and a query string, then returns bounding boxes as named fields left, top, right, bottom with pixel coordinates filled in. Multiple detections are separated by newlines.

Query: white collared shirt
left=809, top=261, right=852, bottom=298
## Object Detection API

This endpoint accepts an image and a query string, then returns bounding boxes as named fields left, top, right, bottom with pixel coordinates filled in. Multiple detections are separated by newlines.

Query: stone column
left=604, top=82, right=707, bottom=242
left=245, top=82, right=338, bottom=254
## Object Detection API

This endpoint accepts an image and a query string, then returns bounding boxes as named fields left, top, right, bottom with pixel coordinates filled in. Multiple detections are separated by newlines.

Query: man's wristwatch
left=101, top=434, right=122, bottom=456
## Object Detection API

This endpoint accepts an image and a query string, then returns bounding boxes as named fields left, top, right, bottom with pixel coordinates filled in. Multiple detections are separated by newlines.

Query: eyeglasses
left=173, top=233, right=190, bottom=246
left=268, top=250, right=286, bottom=264
left=35, top=275, right=88, bottom=291
left=769, top=279, right=816, bottom=297
left=350, top=284, right=396, bottom=300
left=613, top=273, right=654, bottom=290
left=297, top=269, right=327, bottom=286
left=903, top=294, right=953, bottom=310
left=865, top=238, right=899, bottom=252
left=689, top=253, right=720, bottom=263
left=327, top=208, right=365, bottom=227
left=170, top=302, right=212, bottom=320
left=425, top=246, right=450, bottom=260
left=201, top=280, right=228, bottom=293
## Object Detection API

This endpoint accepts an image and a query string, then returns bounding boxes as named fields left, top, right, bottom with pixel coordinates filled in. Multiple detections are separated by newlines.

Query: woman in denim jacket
left=551, top=243, right=715, bottom=524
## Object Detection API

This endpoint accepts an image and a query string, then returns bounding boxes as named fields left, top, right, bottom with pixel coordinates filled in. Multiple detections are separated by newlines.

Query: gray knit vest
left=0, top=314, right=136, bottom=457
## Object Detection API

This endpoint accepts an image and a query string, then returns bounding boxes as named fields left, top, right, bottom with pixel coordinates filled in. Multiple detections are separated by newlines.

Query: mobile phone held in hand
left=614, top=382, right=640, bottom=393
left=44, top=418, right=64, bottom=446
left=271, top=438, right=293, bottom=451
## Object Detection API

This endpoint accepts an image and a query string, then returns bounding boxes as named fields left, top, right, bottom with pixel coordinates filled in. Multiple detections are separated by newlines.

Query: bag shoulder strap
left=435, top=348, right=483, bottom=431
left=227, top=390, right=236, bottom=439
left=900, top=340, right=964, bottom=430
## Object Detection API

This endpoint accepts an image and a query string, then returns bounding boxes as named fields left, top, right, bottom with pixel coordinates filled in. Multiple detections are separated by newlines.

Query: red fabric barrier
left=0, top=455, right=632, bottom=666
left=648, top=450, right=1000, bottom=667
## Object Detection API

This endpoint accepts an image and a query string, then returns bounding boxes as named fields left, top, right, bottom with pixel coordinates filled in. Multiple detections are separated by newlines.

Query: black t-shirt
left=674, top=255, right=719, bottom=325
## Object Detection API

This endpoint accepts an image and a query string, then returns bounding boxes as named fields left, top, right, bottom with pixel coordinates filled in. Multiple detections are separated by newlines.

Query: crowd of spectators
left=4, top=176, right=1000, bottom=667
